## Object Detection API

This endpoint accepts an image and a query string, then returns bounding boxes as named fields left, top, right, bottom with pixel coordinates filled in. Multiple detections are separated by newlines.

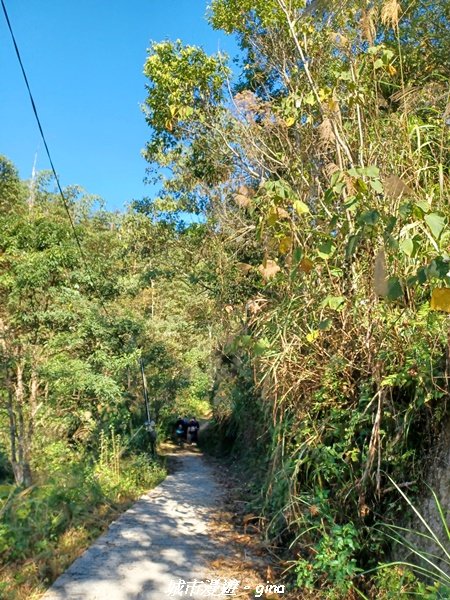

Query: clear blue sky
left=0, top=0, right=239, bottom=211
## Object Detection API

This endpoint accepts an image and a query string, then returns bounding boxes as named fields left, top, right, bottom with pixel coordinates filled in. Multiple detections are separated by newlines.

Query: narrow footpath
left=41, top=452, right=233, bottom=600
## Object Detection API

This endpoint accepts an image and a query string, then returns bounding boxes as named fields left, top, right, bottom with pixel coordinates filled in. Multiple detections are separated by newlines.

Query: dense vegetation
left=0, top=158, right=212, bottom=598
left=140, top=0, right=450, bottom=597
left=2, top=0, right=450, bottom=598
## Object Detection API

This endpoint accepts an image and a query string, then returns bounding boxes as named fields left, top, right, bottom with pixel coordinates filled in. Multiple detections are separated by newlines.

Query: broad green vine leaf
left=425, top=213, right=446, bottom=240
left=364, top=165, right=380, bottom=178
left=387, top=277, right=403, bottom=300
left=400, top=237, right=414, bottom=257
left=430, top=288, right=450, bottom=313
left=415, top=199, right=430, bottom=214
left=317, top=240, right=336, bottom=259
left=360, top=210, right=380, bottom=226
left=427, top=258, right=449, bottom=279
left=369, top=179, right=384, bottom=194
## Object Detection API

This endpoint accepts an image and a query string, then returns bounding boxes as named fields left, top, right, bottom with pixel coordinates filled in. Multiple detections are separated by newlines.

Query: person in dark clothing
left=182, top=415, right=189, bottom=440
left=188, top=417, right=200, bottom=445
left=175, top=416, right=185, bottom=447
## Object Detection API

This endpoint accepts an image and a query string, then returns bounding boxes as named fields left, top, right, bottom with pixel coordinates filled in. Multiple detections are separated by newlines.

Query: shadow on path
left=41, top=453, right=231, bottom=600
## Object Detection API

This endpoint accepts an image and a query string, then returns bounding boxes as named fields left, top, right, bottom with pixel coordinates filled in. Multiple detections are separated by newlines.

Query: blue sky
left=0, top=0, right=239, bottom=211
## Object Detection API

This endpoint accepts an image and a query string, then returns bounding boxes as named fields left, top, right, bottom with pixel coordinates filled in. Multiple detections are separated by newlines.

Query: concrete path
left=42, top=452, right=230, bottom=600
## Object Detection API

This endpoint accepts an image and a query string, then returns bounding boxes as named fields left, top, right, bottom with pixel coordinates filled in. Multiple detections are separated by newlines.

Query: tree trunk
left=11, top=360, right=33, bottom=487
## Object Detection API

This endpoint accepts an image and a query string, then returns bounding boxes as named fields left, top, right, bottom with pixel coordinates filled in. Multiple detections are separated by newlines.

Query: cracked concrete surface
left=41, top=452, right=229, bottom=600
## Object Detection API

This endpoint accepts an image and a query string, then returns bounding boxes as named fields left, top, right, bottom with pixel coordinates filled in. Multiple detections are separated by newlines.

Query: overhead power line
left=1, top=0, right=154, bottom=423
left=1, top=0, right=97, bottom=291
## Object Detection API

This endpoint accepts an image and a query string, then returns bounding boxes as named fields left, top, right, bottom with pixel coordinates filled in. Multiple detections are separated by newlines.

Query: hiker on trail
left=182, top=415, right=189, bottom=440
left=188, top=416, right=200, bottom=445
left=175, top=416, right=185, bottom=447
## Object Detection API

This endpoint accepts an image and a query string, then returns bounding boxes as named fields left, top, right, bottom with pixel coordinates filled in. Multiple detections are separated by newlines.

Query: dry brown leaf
left=237, top=262, right=253, bottom=275
left=234, top=193, right=252, bottom=208
left=361, top=8, right=377, bottom=44
left=238, top=185, right=255, bottom=198
left=383, top=174, right=413, bottom=199
left=381, top=0, right=401, bottom=28
left=258, top=260, right=280, bottom=280
left=299, top=257, right=314, bottom=274
left=318, top=117, right=335, bottom=148
left=324, top=162, right=339, bottom=180
left=276, top=206, right=290, bottom=219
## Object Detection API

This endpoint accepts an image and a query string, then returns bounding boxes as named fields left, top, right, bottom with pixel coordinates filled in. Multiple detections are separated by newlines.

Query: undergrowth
left=0, top=437, right=166, bottom=600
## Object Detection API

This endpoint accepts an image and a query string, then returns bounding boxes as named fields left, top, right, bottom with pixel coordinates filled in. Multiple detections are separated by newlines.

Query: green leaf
left=359, top=210, right=380, bottom=226
left=417, top=267, right=427, bottom=284
left=293, top=200, right=310, bottom=215
left=364, top=166, right=380, bottom=178
left=317, top=240, right=335, bottom=259
left=387, top=277, right=403, bottom=300
left=425, top=213, right=446, bottom=239
left=399, top=237, right=414, bottom=257
left=318, top=318, right=332, bottom=330
left=293, top=247, right=303, bottom=264
left=253, top=337, right=271, bottom=356
left=427, top=258, right=449, bottom=279
left=369, top=179, right=384, bottom=194
left=346, top=234, right=360, bottom=259
left=385, top=216, right=397, bottom=235
left=347, top=167, right=360, bottom=178
left=415, top=200, right=430, bottom=214
left=323, top=295, right=346, bottom=311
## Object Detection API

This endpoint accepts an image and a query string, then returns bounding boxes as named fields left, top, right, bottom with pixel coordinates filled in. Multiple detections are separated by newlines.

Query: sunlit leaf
left=364, top=165, right=380, bottom=178
left=322, top=296, right=346, bottom=311
left=430, top=288, right=450, bottom=313
left=293, top=200, right=310, bottom=215
left=279, top=235, right=292, bottom=255
left=399, top=237, right=414, bottom=257
left=369, top=179, right=384, bottom=194
left=425, top=212, right=446, bottom=239
left=306, top=330, right=319, bottom=343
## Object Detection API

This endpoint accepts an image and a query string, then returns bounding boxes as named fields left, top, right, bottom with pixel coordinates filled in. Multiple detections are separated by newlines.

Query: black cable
left=1, top=0, right=104, bottom=307
left=2, top=0, right=154, bottom=426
